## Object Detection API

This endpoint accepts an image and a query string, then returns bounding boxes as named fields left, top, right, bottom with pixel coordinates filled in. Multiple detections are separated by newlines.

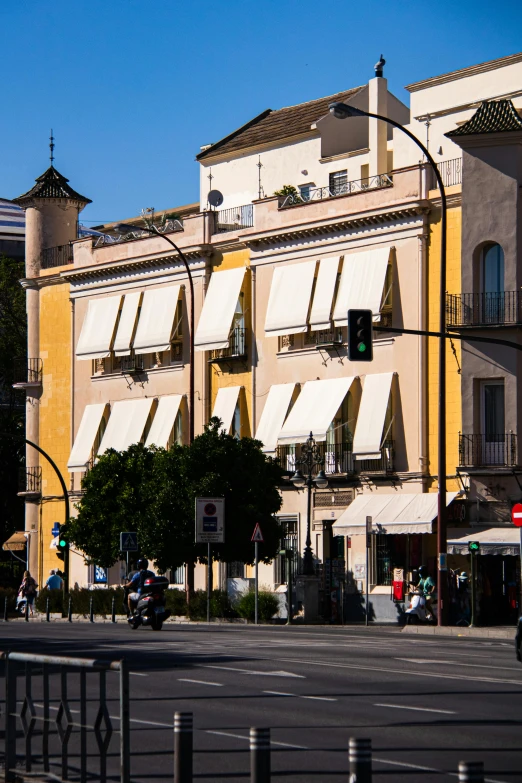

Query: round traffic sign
left=511, top=503, right=522, bottom=527
left=204, top=502, right=217, bottom=516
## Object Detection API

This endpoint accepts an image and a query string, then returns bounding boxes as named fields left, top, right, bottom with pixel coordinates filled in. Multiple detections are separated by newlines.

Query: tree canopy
left=68, top=419, right=284, bottom=571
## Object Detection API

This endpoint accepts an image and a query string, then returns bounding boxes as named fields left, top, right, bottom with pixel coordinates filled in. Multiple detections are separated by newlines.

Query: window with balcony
left=459, top=380, right=517, bottom=467
left=329, top=170, right=348, bottom=196
left=274, top=516, right=298, bottom=585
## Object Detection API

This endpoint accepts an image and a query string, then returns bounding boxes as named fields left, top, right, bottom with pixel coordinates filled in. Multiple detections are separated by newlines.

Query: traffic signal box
left=348, top=309, right=373, bottom=362
left=56, top=525, right=69, bottom=561
left=468, top=541, right=480, bottom=554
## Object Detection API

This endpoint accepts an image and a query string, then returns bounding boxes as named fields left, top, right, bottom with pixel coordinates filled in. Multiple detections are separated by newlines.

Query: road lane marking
left=263, top=690, right=337, bottom=702
left=206, top=729, right=307, bottom=749
left=130, top=672, right=149, bottom=677
left=202, top=664, right=305, bottom=678
left=396, top=657, right=522, bottom=672
left=178, top=678, right=223, bottom=687
left=302, top=695, right=338, bottom=701
left=374, top=702, right=456, bottom=714
left=264, top=690, right=294, bottom=696
left=374, top=757, right=508, bottom=783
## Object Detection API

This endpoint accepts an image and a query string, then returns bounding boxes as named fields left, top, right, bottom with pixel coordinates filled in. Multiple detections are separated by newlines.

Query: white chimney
left=368, top=55, right=388, bottom=178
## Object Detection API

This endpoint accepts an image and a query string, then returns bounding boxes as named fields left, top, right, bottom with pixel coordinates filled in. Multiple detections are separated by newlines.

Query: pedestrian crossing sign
left=120, top=531, right=138, bottom=552
left=251, top=523, right=264, bottom=543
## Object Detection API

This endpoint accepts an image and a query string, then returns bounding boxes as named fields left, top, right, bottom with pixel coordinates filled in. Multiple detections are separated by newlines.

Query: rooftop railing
left=459, top=433, right=517, bottom=468
left=446, top=292, right=522, bottom=327
left=435, top=157, right=462, bottom=188
left=213, top=204, right=254, bottom=234
left=279, top=173, right=393, bottom=209
left=41, top=244, right=73, bottom=269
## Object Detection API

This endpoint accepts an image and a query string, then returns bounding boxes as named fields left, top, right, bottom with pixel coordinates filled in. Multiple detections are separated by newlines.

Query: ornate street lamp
left=291, top=432, right=329, bottom=576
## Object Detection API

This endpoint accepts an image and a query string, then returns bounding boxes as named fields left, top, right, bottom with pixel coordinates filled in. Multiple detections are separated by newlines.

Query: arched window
left=482, top=243, right=504, bottom=294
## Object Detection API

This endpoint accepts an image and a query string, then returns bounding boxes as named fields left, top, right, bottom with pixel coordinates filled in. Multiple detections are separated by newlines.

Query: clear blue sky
left=2, top=0, right=521, bottom=223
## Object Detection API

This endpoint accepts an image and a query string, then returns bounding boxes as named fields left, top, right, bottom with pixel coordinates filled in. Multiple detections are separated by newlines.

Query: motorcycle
left=405, top=587, right=436, bottom=624
left=127, top=576, right=171, bottom=631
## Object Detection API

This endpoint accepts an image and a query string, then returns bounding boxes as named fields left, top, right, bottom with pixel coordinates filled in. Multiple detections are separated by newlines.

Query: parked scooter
left=405, top=586, right=436, bottom=624
left=127, top=576, right=171, bottom=631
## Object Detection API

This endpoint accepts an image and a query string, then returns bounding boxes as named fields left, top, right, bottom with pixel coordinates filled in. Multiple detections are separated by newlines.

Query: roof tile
left=446, top=99, right=522, bottom=137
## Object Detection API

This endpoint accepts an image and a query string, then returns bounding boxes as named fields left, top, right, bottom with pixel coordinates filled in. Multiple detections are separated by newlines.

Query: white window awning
left=255, top=383, right=296, bottom=453
left=195, top=268, right=246, bottom=352
left=67, top=403, right=107, bottom=470
left=145, top=395, right=183, bottom=449
left=352, top=372, right=394, bottom=460
left=332, top=492, right=460, bottom=536
left=448, top=527, right=520, bottom=556
left=211, top=386, right=241, bottom=434
left=309, top=257, right=340, bottom=331
left=264, top=260, right=316, bottom=337
left=133, top=285, right=181, bottom=355
left=98, top=398, right=154, bottom=454
left=76, top=296, right=122, bottom=360
left=113, top=292, right=141, bottom=357
left=278, top=377, right=355, bottom=444
left=333, top=246, right=391, bottom=326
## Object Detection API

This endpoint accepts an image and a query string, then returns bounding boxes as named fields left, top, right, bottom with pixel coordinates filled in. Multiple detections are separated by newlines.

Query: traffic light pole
left=470, top=550, right=476, bottom=627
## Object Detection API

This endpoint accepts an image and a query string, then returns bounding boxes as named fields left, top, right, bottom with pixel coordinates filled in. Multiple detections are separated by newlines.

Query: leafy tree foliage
left=69, top=420, right=284, bottom=572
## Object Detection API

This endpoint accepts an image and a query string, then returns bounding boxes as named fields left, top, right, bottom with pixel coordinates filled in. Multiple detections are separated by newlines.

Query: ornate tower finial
left=49, top=129, right=55, bottom=166
left=374, top=54, right=386, bottom=78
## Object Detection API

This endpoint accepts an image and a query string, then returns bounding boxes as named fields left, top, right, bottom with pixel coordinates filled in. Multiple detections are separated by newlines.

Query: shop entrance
left=477, top=554, right=519, bottom=625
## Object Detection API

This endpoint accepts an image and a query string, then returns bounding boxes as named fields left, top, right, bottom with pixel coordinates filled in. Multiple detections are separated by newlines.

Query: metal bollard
left=349, top=737, right=372, bottom=783
left=458, top=761, right=484, bottom=782
left=25, top=597, right=29, bottom=622
left=250, top=727, right=270, bottom=783
left=3, top=595, right=8, bottom=622
left=89, top=596, right=94, bottom=623
left=174, top=711, right=193, bottom=783
left=46, top=597, right=50, bottom=622
left=111, top=595, right=116, bottom=623
left=68, top=597, right=72, bottom=622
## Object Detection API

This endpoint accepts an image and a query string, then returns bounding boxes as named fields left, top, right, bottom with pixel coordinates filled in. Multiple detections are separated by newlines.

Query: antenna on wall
left=257, top=156, right=264, bottom=199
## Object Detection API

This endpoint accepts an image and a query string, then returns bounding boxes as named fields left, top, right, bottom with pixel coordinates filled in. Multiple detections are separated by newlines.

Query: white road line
left=263, top=690, right=337, bottom=702
left=396, top=657, right=522, bottom=673
left=202, top=664, right=305, bottom=678
left=178, top=678, right=223, bottom=687
left=205, top=729, right=307, bottom=749
left=374, top=757, right=508, bottom=783
left=130, top=672, right=149, bottom=677
left=374, top=702, right=456, bottom=715
left=264, top=690, right=294, bottom=696
left=302, top=695, right=338, bottom=701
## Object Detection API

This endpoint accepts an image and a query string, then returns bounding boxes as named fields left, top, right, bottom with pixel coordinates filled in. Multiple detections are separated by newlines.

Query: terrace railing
left=447, top=292, right=522, bottom=327
left=279, top=174, right=393, bottom=208
left=213, top=204, right=254, bottom=234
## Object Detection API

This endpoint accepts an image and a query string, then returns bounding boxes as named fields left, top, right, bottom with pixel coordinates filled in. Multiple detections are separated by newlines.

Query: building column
left=368, top=75, right=388, bottom=178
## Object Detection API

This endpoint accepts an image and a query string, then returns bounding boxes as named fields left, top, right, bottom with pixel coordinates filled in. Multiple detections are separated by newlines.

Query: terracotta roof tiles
left=446, top=99, right=522, bottom=137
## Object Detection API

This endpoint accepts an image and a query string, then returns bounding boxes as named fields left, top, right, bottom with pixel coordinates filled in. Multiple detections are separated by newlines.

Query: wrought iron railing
left=276, top=442, right=354, bottom=476
left=18, top=466, right=42, bottom=494
left=93, top=218, right=184, bottom=247
left=41, top=244, right=73, bottom=269
left=279, top=174, right=393, bottom=208
left=446, top=292, right=522, bottom=327
left=459, top=433, right=517, bottom=467
left=304, top=327, right=344, bottom=346
left=210, top=327, right=247, bottom=360
left=355, top=440, right=394, bottom=473
left=213, top=204, right=254, bottom=233
left=435, top=157, right=462, bottom=188
left=13, top=358, right=43, bottom=386
left=1, top=650, right=130, bottom=783
left=120, top=354, right=144, bottom=373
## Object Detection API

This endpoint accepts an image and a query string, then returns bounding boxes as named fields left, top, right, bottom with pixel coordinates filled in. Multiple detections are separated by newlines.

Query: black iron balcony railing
left=210, top=328, right=247, bottom=361
left=279, top=174, right=393, bottom=208
left=213, top=205, right=254, bottom=234
left=120, top=354, right=144, bottom=374
left=355, top=440, right=395, bottom=473
left=41, top=244, right=73, bottom=269
left=446, top=292, right=522, bottom=327
left=304, top=327, right=344, bottom=346
left=276, top=441, right=354, bottom=476
left=435, top=157, right=462, bottom=188
left=12, top=358, right=43, bottom=387
left=459, top=433, right=517, bottom=468
left=18, top=466, right=42, bottom=495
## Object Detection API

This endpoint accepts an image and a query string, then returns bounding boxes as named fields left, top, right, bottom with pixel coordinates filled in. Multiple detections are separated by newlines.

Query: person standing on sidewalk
left=45, top=569, right=63, bottom=590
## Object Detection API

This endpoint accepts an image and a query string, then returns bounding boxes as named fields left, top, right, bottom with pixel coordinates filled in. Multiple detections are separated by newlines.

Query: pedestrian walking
left=19, top=570, right=38, bottom=616
left=45, top=569, right=63, bottom=590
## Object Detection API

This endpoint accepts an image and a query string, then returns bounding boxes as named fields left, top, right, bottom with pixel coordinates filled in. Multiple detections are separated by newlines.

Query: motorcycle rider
left=125, top=558, right=155, bottom=615
left=418, top=565, right=436, bottom=620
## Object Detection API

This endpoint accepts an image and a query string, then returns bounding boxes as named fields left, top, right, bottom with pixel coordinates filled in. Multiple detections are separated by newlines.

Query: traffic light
left=56, top=525, right=69, bottom=561
left=468, top=541, right=480, bottom=554
left=348, top=309, right=373, bottom=362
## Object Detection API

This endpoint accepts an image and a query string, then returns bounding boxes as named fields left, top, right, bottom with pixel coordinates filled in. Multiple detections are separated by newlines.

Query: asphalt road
left=1, top=621, right=521, bottom=782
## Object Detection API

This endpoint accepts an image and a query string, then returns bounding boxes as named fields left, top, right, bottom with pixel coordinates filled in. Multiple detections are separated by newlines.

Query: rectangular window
left=171, top=565, right=185, bottom=584
left=274, top=516, right=299, bottom=584
left=329, top=170, right=348, bottom=196
left=227, top=562, right=245, bottom=578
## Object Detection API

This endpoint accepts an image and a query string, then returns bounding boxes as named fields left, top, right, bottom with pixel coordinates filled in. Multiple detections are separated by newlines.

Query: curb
left=401, top=625, right=516, bottom=640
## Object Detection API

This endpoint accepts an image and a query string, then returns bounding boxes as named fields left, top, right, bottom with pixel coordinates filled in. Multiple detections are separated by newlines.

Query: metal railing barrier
left=1, top=650, right=130, bottom=783
left=46, top=598, right=50, bottom=622
left=68, top=597, right=72, bottom=622
left=112, top=596, right=116, bottom=623
left=89, top=596, right=94, bottom=623
left=436, top=157, right=462, bottom=188
left=349, top=737, right=372, bottom=782
left=250, top=727, right=270, bottom=783
left=3, top=595, right=8, bottom=622
left=279, top=174, right=393, bottom=208
left=213, top=204, right=254, bottom=234
left=174, top=711, right=193, bottom=783
left=459, top=760, right=484, bottom=783
left=41, top=244, right=74, bottom=269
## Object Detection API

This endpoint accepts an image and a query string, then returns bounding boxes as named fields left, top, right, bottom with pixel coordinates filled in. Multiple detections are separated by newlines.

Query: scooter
left=127, top=576, right=171, bottom=631
left=405, top=587, right=436, bottom=624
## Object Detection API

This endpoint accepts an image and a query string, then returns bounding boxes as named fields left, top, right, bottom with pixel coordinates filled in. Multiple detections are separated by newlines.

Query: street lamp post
left=329, top=101, right=448, bottom=624
left=290, top=432, right=329, bottom=576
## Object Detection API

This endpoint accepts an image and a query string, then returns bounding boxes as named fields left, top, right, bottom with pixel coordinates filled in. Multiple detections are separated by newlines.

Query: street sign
left=512, top=503, right=522, bottom=527
left=195, top=497, right=225, bottom=543
left=120, top=532, right=138, bottom=552
left=51, top=522, right=60, bottom=537
left=251, top=523, right=264, bottom=543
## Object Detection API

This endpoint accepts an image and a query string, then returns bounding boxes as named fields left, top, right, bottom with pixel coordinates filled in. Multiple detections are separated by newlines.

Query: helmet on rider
left=418, top=565, right=428, bottom=578
left=137, top=558, right=149, bottom=570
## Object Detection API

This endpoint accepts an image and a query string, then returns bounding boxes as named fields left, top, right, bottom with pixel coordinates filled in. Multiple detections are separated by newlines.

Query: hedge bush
left=0, top=587, right=19, bottom=617
left=187, top=589, right=238, bottom=620
left=35, top=587, right=127, bottom=615
left=235, top=589, right=279, bottom=623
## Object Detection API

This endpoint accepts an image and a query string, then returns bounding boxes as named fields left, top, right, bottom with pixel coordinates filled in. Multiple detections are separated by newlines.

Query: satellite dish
left=208, top=190, right=224, bottom=208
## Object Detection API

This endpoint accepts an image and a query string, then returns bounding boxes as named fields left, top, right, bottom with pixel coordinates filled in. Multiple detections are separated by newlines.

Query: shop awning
left=195, top=268, right=246, bottom=352
left=67, top=403, right=107, bottom=470
left=333, top=492, right=460, bottom=536
left=448, top=527, right=520, bottom=556
left=255, top=383, right=296, bottom=453
left=3, top=531, right=27, bottom=551
left=133, top=285, right=181, bottom=355
left=352, top=372, right=394, bottom=460
left=211, top=386, right=241, bottom=434
left=309, top=257, right=340, bottom=331
left=333, top=246, right=390, bottom=326
left=76, top=295, right=122, bottom=360
left=145, top=395, right=183, bottom=449
left=264, top=260, right=316, bottom=337
left=278, top=377, right=355, bottom=444
left=113, top=292, right=141, bottom=356
left=98, top=398, right=154, bottom=454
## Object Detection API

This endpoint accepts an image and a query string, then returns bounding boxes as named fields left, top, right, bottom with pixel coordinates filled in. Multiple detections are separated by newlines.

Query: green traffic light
left=59, top=539, right=67, bottom=548
left=357, top=342, right=366, bottom=352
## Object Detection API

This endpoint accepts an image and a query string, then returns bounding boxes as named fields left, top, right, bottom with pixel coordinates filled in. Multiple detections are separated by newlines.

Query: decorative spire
left=374, top=54, right=385, bottom=78
left=49, top=129, right=55, bottom=166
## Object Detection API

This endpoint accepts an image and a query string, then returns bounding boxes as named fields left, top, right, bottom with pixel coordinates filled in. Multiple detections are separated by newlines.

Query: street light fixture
left=329, top=100, right=448, bottom=624
left=116, top=219, right=195, bottom=444
left=291, top=432, right=329, bottom=576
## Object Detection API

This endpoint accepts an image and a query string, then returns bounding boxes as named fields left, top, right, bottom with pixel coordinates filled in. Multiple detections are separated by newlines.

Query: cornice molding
left=406, top=52, right=522, bottom=92
left=61, top=246, right=211, bottom=283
